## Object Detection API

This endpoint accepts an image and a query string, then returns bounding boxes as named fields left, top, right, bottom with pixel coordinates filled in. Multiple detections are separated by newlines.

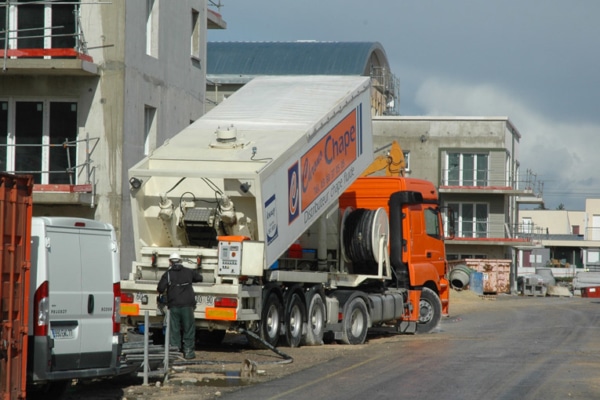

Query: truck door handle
left=88, top=294, right=94, bottom=314
left=427, top=252, right=432, bottom=258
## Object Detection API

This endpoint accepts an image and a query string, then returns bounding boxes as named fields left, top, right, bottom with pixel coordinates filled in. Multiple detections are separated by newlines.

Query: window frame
left=0, top=97, right=79, bottom=185
left=446, top=201, right=489, bottom=239
left=446, top=152, right=489, bottom=186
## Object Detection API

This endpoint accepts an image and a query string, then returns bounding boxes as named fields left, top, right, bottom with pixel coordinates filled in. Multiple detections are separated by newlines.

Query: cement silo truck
left=120, top=75, right=450, bottom=347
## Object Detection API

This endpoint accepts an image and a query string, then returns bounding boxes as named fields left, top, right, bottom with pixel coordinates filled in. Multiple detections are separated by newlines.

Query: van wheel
left=341, top=297, right=368, bottom=345
left=417, top=287, right=442, bottom=334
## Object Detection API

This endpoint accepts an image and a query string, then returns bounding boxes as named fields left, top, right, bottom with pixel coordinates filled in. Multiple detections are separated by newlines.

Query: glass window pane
left=0, top=1, right=6, bottom=50
left=0, top=101, right=7, bottom=172
left=425, top=208, right=440, bottom=238
left=477, top=154, right=488, bottom=185
left=49, top=102, right=77, bottom=184
left=52, top=1, right=77, bottom=50
left=447, top=153, right=459, bottom=185
left=461, top=204, right=473, bottom=237
left=18, top=1, right=45, bottom=49
left=463, top=154, right=474, bottom=186
left=15, top=101, right=43, bottom=183
left=475, top=204, right=488, bottom=238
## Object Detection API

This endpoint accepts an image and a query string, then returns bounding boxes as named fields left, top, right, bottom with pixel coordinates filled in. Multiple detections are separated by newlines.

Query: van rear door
left=47, top=221, right=116, bottom=370
left=47, top=225, right=82, bottom=370
left=77, top=225, right=116, bottom=369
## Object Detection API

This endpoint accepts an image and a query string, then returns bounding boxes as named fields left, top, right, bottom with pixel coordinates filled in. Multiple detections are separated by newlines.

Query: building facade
left=372, top=116, right=542, bottom=287
left=519, top=199, right=600, bottom=277
left=1, top=0, right=225, bottom=277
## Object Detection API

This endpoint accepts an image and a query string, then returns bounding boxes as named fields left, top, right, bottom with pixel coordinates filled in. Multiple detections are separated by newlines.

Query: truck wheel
left=302, top=292, right=326, bottom=346
left=341, top=297, right=368, bottom=345
left=417, top=287, right=442, bottom=334
left=260, top=292, right=283, bottom=347
left=285, top=293, right=306, bottom=348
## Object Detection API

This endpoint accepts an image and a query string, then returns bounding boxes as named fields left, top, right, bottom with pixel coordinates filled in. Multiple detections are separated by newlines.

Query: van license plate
left=52, top=328, right=74, bottom=339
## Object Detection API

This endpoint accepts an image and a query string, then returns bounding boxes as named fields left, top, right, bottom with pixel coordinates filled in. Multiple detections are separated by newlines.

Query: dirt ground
left=62, top=289, right=492, bottom=400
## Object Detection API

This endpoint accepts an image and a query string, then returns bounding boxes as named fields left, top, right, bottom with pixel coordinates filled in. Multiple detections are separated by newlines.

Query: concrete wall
left=3, top=1, right=208, bottom=278
left=372, top=116, right=517, bottom=186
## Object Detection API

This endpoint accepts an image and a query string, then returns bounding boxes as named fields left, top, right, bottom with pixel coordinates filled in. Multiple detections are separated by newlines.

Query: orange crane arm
left=360, top=140, right=406, bottom=177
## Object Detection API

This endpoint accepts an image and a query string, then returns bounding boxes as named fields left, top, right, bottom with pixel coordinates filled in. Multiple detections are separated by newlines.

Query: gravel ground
left=62, top=289, right=491, bottom=400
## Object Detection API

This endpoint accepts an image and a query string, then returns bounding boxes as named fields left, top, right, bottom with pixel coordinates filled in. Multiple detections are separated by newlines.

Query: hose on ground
left=168, top=328, right=293, bottom=368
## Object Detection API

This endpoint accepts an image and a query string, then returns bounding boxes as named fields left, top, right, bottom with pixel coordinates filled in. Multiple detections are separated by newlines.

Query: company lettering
left=324, top=126, right=355, bottom=163
left=300, top=109, right=358, bottom=211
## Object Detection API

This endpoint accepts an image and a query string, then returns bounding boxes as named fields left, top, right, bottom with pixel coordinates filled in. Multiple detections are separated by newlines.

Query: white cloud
left=414, top=78, right=600, bottom=210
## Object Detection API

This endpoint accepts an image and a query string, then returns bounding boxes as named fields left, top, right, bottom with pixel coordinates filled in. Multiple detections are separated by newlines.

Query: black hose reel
left=341, top=207, right=389, bottom=275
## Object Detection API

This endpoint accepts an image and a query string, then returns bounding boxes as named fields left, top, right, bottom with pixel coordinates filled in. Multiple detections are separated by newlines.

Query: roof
left=207, top=41, right=390, bottom=81
left=133, top=75, right=371, bottom=177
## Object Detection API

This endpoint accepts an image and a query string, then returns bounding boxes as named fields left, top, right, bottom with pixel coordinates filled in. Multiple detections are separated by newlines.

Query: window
left=1, top=100, right=78, bottom=184
left=191, top=9, right=200, bottom=59
left=522, top=217, right=532, bottom=234
left=0, top=2, right=6, bottom=50
left=146, top=0, right=159, bottom=57
left=447, top=202, right=488, bottom=238
left=446, top=152, right=488, bottom=186
left=144, top=106, right=157, bottom=156
left=10, top=0, right=78, bottom=51
left=403, top=150, right=410, bottom=172
left=0, top=101, right=7, bottom=173
left=424, top=207, right=441, bottom=238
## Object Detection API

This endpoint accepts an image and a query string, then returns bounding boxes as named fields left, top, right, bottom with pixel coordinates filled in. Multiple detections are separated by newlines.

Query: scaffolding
left=0, top=133, right=98, bottom=205
left=0, top=0, right=93, bottom=71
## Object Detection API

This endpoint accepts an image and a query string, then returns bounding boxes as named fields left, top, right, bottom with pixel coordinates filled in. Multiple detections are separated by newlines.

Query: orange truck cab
left=340, top=176, right=450, bottom=332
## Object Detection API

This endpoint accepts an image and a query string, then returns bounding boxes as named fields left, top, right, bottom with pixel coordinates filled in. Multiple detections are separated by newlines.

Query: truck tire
left=260, top=292, right=283, bottom=347
left=302, top=291, right=326, bottom=346
left=285, top=293, right=306, bottom=348
left=417, top=287, right=442, bottom=334
left=341, top=297, right=368, bottom=345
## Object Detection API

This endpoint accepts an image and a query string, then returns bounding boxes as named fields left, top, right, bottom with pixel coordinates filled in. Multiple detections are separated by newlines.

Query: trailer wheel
left=341, top=297, right=368, bottom=345
left=302, top=292, right=326, bottom=346
left=260, top=292, right=283, bottom=347
left=285, top=293, right=306, bottom=348
left=417, top=287, right=442, bottom=334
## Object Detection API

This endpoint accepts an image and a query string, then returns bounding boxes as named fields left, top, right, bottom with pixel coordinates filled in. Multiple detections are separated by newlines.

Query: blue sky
left=208, top=1, right=600, bottom=210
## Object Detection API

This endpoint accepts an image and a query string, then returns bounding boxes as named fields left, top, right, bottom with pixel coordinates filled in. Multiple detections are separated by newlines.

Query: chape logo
left=288, top=162, right=299, bottom=224
left=301, top=126, right=356, bottom=194
left=300, top=109, right=358, bottom=211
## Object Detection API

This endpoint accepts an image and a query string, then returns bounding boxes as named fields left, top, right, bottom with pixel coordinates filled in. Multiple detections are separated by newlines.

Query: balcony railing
left=449, top=222, right=532, bottom=243
left=1, top=1, right=92, bottom=68
left=1, top=133, right=98, bottom=206
left=440, top=168, right=543, bottom=195
left=517, top=223, right=600, bottom=242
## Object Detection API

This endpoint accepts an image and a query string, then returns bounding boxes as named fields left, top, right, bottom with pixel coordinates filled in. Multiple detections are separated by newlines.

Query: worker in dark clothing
left=157, top=253, right=203, bottom=359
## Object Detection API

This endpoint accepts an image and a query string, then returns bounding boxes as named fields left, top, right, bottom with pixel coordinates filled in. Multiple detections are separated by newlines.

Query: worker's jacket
left=157, top=262, right=203, bottom=308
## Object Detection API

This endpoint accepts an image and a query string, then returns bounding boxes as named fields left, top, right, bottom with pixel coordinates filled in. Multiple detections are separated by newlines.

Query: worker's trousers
left=169, top=306, right=196, bottom=356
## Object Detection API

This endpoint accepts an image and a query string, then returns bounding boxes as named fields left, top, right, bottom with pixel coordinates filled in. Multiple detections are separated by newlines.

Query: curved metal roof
left=207, top=41, right=390, bottom=76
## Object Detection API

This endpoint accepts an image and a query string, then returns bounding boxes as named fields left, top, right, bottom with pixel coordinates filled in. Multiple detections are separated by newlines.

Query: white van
left=27, top=217, right=122, bottom=394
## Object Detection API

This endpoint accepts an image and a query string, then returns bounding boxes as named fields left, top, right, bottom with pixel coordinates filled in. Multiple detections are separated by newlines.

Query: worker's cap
left=169, top=252, right=181, bottom=261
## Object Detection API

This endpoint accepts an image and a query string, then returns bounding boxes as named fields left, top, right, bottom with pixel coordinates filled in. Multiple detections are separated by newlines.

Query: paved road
left=220, top=295, right=600, bottom=400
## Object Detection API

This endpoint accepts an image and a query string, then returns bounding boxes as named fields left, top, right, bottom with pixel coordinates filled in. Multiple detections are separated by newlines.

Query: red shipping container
left=0, top=173, right=34, bottom=400
left=581, top=286, right=600, bottom=298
